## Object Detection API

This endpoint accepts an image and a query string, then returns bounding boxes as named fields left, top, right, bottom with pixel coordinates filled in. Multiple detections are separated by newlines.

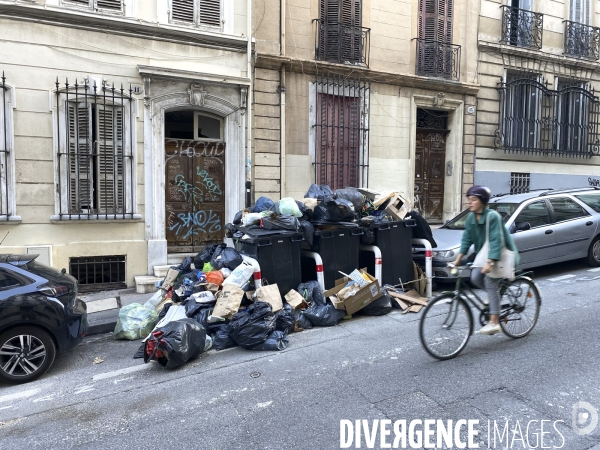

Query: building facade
left=476, top=0, right=600, bottom=194
left=0, top=0, right=251, bottom=289
left=252, top=0, right=480, bottom=223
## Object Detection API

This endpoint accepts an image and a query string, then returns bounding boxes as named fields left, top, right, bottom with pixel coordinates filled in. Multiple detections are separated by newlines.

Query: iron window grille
left=495, top=76, right=600, bottom=158
left=414, top=39, right=460, bottom=81
left=55, top=78, right=136, bottom=219
left=500, top=5, right=543, bottom=50
left=314, top=19, right=370, bottom=66
left=416, top=109, right=448, bottom=129
left=170, top=0, right=222, bottom=28
left=0, top=72, right=13, bottom=219
left=63, top=0, right=123, bottom=13
left=314, top=75, right=370, bottom=190
left=510, top=173, right=530, bottom=194
left=563, top=20, right=600, bottom=60
left=69, top=255, right=126, bottom=292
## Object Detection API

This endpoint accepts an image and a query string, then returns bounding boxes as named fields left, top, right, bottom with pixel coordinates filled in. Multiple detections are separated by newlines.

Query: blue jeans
left=470, top=267, right=501, bottom=315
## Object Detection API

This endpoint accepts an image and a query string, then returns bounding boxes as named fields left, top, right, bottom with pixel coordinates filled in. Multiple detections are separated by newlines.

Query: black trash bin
left=301, top=223, right=364, bottom=290
left=234, top=230, right=304, bottom=296
left=359, top=219, right=415, bottom=287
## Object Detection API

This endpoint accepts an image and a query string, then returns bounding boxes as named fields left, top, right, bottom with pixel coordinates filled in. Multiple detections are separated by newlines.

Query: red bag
left=206, top=271, right=224, bottom=286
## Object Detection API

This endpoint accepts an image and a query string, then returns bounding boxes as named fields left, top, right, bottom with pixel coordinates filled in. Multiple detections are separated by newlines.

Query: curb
left=88, top=319, right=118, bottom=336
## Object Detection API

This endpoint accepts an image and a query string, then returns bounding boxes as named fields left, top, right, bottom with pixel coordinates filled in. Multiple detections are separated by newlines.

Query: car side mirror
left=515, top=222, right=531, bottom=232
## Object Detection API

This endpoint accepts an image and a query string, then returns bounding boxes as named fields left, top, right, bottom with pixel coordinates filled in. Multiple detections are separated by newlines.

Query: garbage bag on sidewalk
left=304, top=302, right=345, bottom=327
left=213, top=324, right=238, bottom=351
left=297, top=281, right=326, bottom=306
left=194, top=244, right=221, bottom=268
left=355, top=294, right=393, bottom=316
left=175, top=256, right=193, bottom=274
left=274, top=304, right=295, bottom=334
left=292, top=309, right=313, bottom=330
left=114, top=303, right=158, bottom=340
left=143, top=318, right=206, bottom=370
left=185, top=298, right=213, bottom=331
left=251, top=330, right=289, bottom=351
left=229, top=302, right=276, bottom=348
left=305, top=184, right=333, bottom=200
left=211, top=246, right=244, bottom=271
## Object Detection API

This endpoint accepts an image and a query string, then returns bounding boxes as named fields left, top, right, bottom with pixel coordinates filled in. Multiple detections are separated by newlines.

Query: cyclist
left=452, top=185, right=520, bottom=335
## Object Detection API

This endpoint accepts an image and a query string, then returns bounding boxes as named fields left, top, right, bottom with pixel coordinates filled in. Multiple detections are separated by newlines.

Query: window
left=0, top=270, right=24, bottom=290
left=69, top=255, right=126, bottom=291
left=501, top=72, right=542, bottom=150
left=574, top=192, right=600, bottom=212
left=510, top=172, right=530, bottom=195
left=500, top=0, right=543, bottom=50
left=63, top=0, right=123, bottom=12
left=555, top=79, right=589, bottom=154
left=171, top=0, right=222, bottom=28
left=418, top=0, right=453, bottom=43
left=54, top=80, right=136, bottom=219
left=570, top=0, right=590, bottom=24
left=549, top=197, right=590, bottom=222
left=314, top=75, right=370, bottom=190
left=0, top=73, right=16, bottom=220
left=515, top=201, right=551, bottom=228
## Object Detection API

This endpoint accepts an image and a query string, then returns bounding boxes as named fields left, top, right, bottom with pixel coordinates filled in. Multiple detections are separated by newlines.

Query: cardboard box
left=324, top=270, right=383, bottom=315
left=358, top=187, right=380, bottom=201
left=385, top=194, right=412, bottom=220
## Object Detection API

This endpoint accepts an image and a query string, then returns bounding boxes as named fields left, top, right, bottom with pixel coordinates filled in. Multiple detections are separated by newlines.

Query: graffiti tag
left=196, top=167, right=222, bottom=200
left=165, top=140, right=225, bottom=163
left=168, top=210, right=222, bottom=240
left=589, top=177, right=600, bottom=187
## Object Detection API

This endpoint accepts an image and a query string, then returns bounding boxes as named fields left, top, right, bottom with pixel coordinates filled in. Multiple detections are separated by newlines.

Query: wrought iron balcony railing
left=500, top=5, right=543, bottom=50
left=313, top=19, right=370, bottom=67
left=564, top=20, right=600, bottom=60
left=414, top=39, right=461, bottom=82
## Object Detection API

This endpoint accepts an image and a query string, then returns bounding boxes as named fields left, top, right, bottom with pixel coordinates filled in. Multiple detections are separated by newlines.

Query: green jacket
left=459, top=208, right=520, bottom=266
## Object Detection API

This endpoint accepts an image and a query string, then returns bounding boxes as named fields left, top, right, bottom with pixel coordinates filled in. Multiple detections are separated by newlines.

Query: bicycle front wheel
left=419, top=293, right=473, bottom=360
left=500, top=278, right=541, bottom=338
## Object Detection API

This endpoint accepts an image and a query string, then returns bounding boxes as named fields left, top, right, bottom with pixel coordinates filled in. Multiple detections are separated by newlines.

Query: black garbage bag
left=229, top=302, right=276, bottom=348
left=297, top=280, right=326, bottom=305
left=262, top=214, right=300, bottom=232
left=252, top=196, right=275, bottom=213
left=185, top=298, right=213, bottom=331
left=305, top=184, right=333, bottom=200
left=211, top=246, right=244, bottom=271
left=143, top=318, right=206, bottom=370
left=356, top=295, right=393, bottom=316
left=194, top=244, right=222, bottom=268
left=299, top=220, right=315, bottom=246
left=312, top=203, right=330, bottom=222
left=292, top=309, right=313, bottom=330
left=362, top=226, right=375, bottom=245
left=335, top=188, right=364, bottom=212
left=176, top=256, right=193, bottom=274
left=274, top=306, right=295, bottom=334
left=213, top=324, right=238, bottom=351
left=325, top=196, right=355, bottom=222
left=233, top=210, right=243, bottom=225
left=304, top=302, right=345, bottom=327
left=251, top=330, right=289, bottom=351
left=295, top=200, right=308, bottom=217
left=157, top=302, right=172, bottom=322
left=407, top=210, right=438, bottom=248
left=133, top=343, right=145, bottom=359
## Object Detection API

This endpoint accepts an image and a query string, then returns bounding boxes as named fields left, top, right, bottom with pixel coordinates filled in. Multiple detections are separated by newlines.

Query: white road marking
left=92, top=363, right=152, bottom=382
left=113, top=376, right=134, bottom=384
left=0, top=405, right=13, bottom=411
left=0, top=388, right=40, bottom=404
left=33, top=395, right=56, bottom=403
left=548, top=274, right=577, bottom=282
left=74, top=385, right=95, bottom=395
left=588, top=267, right=600, bottom=273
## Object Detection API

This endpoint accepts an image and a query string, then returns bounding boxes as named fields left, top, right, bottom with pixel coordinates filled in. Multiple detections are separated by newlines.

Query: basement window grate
left=69, top=255, right=126, bottom=292
left=510, top=172, right=531, bottom=195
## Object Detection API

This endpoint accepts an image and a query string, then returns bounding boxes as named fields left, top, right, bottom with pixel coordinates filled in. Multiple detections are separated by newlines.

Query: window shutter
left=67, top=0, right=91, bottom=5
left=199, top=0, right=221, bottom=26
left=418, top=0, right=452, bottom=42
left=320, top=0, right=341, bottom=61
left=96, top=0, right=122, bottom=11
left=68, top=104, right=93, bottom=213
left=172, top=0, right=195, bottom=23
left=96, top=106, right=124, bottom=214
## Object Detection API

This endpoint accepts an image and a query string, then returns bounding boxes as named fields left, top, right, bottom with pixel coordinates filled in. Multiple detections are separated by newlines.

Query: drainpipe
left=246, top=0, right=253, bottom=207
left=280, top=0, right=286, bottom=198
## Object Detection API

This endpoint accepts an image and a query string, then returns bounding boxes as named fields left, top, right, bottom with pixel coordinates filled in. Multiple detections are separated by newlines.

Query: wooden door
left=414, top=130, right=447, bottom=222
left=165, top=139, right=225, bottom=252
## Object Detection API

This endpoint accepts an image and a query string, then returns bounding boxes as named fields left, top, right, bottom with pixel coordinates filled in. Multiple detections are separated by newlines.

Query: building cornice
left=256, top=54, right=480, bottom=96
left=0, top=2, right=248, bottom=52
left=138, top=65, right=251, bottom=86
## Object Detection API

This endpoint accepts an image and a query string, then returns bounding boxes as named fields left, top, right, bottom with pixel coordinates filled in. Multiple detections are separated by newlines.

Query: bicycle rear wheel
left=500, top=278, right=541, bottom=338
left=419, top=293, right=473, bottom=360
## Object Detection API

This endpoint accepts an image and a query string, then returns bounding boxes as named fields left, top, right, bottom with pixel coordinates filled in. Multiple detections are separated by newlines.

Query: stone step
left=153, top=265, right=172, bottom=278
left=134, top=275, right=162, bottom=294
left=167, top=253, right=197, bottom=265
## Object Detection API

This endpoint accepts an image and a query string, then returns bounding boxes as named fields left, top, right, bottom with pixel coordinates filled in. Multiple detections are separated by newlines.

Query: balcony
left=500, top=5, right=543, bottom=50
left=414, top=39, right=461, bottom=82
left=564, top=21, right=600, bottom=60
left=313, top=19, right=370, bottom=67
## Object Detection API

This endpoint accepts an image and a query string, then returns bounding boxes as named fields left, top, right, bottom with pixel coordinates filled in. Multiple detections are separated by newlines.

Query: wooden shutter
left=199, top=0, right=221, bottom=26
left=172, top=0, right=194, bottom=23
left=68, top=104, right=93, bottom=213
left=418, top=0, right=453, bottom=42
left=96, top=106, right=124, bottom=214
left=96, top=0, right=122, bottom=10
left=67, top=0, right=91, bottom=5
left=320, top=0, right=341, bottom=61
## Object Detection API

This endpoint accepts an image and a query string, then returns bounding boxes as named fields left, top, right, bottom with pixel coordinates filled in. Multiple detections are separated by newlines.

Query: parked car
left=413, top=187, right=600, bottom=282
left=0, top=254, right=87, bottom=384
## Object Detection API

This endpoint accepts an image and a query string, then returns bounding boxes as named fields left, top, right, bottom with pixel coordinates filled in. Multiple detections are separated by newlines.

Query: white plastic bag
left=222, top=261, right=255, bottom=288
left=242, top=212, right=264, bottom=226
left=114, top=303, right=158, bottom=340
left=220, top=268, right=232, bottom=278
left=143, top=290, right=164, bottom=311
left=279, top=197, right=302, bottom=217
left=190, top=290, right=217, bottom=304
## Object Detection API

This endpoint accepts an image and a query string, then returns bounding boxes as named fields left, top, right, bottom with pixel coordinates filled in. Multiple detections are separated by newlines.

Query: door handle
left=586, top=221, right=593, bottom=226
left=545, top=230, right=554, bottom=235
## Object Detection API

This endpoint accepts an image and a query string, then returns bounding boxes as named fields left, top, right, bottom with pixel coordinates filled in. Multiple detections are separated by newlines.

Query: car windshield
left=574, top=192, right=600, bottom=213
left=443, top=203, right=518, bottom=230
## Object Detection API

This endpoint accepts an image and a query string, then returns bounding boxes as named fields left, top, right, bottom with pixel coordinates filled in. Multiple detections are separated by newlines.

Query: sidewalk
left=80, top=288, right=155, bottom=336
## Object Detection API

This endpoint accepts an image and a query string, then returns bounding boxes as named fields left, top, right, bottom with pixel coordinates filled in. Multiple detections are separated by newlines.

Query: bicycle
left=419, top=263, right=542, bottom=360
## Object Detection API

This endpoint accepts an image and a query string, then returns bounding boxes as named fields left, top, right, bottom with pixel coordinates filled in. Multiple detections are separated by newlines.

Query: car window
left=574, top=192, right=600, bottom=213
left=0, top=269, right=25, bottom=290
left=25, top=259, right=62, bottom=281
left=514, top=201, right=551, bottom=228
left=549, top=197, right=590, bottom=222
left=444, top=203, right=516, bottom=230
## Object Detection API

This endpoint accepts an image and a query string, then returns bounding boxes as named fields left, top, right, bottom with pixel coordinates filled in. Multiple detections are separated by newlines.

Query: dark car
left=0, top=254, right=88, bottom=384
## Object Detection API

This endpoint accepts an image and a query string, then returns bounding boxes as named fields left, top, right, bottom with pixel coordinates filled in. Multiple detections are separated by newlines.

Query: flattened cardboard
left=324, top=269, right=382, bottom=316
left=394, top=289, right=428, bottom=306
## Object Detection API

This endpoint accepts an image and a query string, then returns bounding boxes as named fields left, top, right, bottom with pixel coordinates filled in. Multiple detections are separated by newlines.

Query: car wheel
left=0, top=327, right=56, bottom=384
left=587, top=236, right=600, bottom=267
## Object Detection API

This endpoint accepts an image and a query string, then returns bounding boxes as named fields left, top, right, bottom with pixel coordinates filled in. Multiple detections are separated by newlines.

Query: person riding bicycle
left=452, top=185, right=520, bottom=335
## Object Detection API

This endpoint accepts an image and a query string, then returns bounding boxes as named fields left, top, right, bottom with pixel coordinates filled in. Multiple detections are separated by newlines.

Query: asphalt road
left=1, top=260, right=600, bottom=450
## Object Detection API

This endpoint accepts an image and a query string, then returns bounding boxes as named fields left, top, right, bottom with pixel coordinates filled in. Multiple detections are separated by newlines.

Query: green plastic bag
left=114, top=303, right=158, bottom=340
left=279, top=197, right=302, bottom=217
left=203, top=262, right=215, bottom=273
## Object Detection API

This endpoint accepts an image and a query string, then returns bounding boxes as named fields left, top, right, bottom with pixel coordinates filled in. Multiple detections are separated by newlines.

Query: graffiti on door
left=167, top=209, right=222, bottom=241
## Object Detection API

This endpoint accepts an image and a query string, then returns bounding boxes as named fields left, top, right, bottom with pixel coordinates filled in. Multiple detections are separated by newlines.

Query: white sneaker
left=477, top=323, right=501, bottom=335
